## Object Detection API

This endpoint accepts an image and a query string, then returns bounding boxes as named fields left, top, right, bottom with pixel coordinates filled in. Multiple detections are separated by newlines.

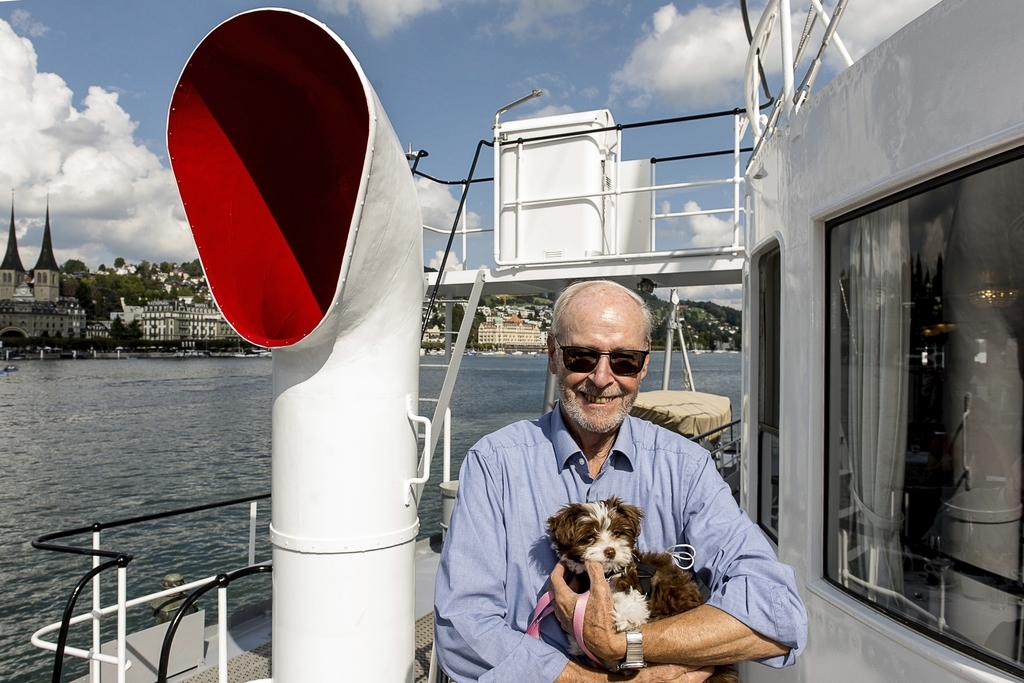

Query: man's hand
left=631, top=664, right=714, bottom=683
left=549, top=560, right=628, bottom=662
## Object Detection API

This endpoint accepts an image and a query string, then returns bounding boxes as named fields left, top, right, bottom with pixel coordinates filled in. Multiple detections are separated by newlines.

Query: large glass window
left=827, top=151, right=1024, bottom=673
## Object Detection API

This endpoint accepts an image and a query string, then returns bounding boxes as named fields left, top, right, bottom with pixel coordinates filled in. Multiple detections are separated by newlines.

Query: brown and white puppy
left=546, top=497, right=740, bottom=683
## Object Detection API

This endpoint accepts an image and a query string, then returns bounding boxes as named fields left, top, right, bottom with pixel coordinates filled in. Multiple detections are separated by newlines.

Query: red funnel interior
left=168, top=10, right=368, bottom=347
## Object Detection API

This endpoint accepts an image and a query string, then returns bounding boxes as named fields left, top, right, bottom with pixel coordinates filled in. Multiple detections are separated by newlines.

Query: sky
left=0, top=0, right=942, bottom=307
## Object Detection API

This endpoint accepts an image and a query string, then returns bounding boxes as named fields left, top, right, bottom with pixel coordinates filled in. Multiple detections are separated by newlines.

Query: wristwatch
left=617, top=629, right=647, bottom=670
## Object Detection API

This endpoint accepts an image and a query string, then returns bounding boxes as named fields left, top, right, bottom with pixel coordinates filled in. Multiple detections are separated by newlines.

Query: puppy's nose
left=604, top=547, right=617, bottom=559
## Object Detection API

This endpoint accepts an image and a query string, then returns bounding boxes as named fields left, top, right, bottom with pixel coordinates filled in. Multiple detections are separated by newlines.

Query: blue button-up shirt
left=434, top=409, right=807, bottom=682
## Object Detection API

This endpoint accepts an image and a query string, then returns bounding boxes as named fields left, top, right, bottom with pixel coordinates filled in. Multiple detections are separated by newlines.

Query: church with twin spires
left=0, top=201, right=85, bottom=338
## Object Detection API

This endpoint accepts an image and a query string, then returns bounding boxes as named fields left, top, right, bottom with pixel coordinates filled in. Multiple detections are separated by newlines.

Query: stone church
left=0, top=202, right=86, bottom=338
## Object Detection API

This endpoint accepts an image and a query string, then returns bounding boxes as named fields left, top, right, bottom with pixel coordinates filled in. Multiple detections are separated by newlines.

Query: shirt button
left=578, top=458, right=585, bottom=465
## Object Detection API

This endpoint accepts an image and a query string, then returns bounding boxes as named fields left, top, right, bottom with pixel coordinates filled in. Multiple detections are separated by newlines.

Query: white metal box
left=495, top=110, right=651, bottom=265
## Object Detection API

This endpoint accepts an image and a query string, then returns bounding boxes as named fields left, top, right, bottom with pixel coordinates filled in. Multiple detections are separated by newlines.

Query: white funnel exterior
left=168, top=9, right=424, bottom=681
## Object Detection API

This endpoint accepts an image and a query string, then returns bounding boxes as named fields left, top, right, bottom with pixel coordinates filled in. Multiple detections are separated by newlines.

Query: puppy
left=546, top=496, right=740, bottom=683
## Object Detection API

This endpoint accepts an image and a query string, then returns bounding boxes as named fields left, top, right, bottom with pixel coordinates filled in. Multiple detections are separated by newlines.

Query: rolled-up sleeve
left=434, top=448, right=569, bottom=682
left=683, top=453, right=807, bottom=667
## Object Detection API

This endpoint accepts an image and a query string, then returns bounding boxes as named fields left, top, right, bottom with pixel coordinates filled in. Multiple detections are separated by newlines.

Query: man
left=435, top=280, right=806, bottom=682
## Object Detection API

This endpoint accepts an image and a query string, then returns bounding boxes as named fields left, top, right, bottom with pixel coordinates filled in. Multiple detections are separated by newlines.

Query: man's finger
left=585, top=561, right=611, bottom=596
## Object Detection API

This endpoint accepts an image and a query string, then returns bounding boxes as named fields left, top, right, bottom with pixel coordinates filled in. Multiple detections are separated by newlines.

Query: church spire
left=33, top=197, right=60, bottom=272
left=1, top=195, right=26, bottom=272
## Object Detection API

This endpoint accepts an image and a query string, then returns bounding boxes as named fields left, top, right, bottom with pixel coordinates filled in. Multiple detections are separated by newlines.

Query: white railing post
left=91, top=530, right=101, bottom=683
left=249, top=501, right=258, bottom=567
left=117, top=563, right=127, bottom=683
left=649, top=161, right=657, bottom=251
left=733, top=113, right=742, bottom=247
left=219, top=585, right=229, bottom=683
left=442, top=407, right=452, bottom=483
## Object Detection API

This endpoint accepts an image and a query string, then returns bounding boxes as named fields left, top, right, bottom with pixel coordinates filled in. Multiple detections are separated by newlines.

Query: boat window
left=826, top=151, right=1024, bottom=674
left=758, top=246, right=781, bottom=542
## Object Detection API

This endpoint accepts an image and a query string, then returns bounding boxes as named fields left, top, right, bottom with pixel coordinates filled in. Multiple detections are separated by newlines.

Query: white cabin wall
left=742, top=1, right=1024, bottom=681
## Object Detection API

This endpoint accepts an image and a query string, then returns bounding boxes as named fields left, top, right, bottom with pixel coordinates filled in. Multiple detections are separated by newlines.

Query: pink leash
left=526, top=589, right=602, bottom=667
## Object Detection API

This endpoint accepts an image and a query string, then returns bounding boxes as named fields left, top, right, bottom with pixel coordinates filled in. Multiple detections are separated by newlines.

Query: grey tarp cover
left=630, top=390, right=732, bottom=439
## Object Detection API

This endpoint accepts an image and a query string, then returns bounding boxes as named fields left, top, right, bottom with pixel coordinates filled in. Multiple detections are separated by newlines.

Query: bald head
left=550, top=281, right=654, bottom=344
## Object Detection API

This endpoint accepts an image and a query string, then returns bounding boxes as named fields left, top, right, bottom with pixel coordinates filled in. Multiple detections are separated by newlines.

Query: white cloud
left=664, top=284, right=742, bottom=310
left=428, top=250, right=464, bottom=272
left=316, top=0, right=446, bottom=37
left=611, top=3, right=749, bottom=109
left=683, top=200, right=734, bottom=247
left=416, top=176, right=482, bottom=235
left=611, top=0, right=944, bottom=110
left=10, top=9, right=48, bottom=38
left=507, top=0, right=589, bottom=39
left=0, top=18, right=193, bottom=269
left=521, top=103, right=575, bottom=119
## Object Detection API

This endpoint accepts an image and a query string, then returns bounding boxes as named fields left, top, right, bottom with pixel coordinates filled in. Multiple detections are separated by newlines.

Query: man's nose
left=591, top=355, right=615, bottom=385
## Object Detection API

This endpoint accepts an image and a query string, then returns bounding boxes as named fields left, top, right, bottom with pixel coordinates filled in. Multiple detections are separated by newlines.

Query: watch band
left=617, top=629, right=647, bottom=670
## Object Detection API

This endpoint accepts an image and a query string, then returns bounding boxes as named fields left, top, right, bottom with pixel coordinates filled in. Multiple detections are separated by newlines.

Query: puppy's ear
left=617, top=500, right=644, bottom=539
left=547, top=503, right=584, bottom=550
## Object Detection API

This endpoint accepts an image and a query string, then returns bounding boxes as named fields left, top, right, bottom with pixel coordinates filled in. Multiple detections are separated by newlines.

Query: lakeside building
left=476, top=314, right=545, bottom=349
left=135, top=298, right=239, bottom=342
left=0, top=202, right=86, bottom=338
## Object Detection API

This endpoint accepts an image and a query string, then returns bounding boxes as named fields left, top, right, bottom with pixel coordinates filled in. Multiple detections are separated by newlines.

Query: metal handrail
left=156, top=563, right=273, bottom=683
left=31, top=493, right=271, bottom=683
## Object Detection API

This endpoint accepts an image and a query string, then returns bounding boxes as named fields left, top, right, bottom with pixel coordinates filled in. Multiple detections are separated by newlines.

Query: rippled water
left=0, top=351, right=739, bottom=681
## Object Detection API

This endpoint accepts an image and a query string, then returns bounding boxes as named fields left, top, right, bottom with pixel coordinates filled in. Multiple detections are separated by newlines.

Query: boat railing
left=30, top=492, right=271, bottom=683
left=694, top=418, right=742, bottom=499
left=414, top=105, right=764, bottom=273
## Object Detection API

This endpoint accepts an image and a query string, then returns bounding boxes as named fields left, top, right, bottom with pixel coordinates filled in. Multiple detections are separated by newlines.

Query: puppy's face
left=546, top=497, right=643, bottom=574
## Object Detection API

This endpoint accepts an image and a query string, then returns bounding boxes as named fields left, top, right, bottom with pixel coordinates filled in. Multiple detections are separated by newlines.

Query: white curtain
left=844, top=203, right=910, bottom=596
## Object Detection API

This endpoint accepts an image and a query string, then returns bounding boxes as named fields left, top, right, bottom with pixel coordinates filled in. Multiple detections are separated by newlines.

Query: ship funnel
left=168, top=9, right=423, bottom=681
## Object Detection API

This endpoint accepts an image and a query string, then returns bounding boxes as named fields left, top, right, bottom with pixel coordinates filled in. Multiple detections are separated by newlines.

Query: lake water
left=0, top=351, right=739, bottom=681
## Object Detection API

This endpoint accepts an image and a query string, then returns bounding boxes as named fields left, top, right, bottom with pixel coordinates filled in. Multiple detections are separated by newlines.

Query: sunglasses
left=556, top=341, right=650, bottom=376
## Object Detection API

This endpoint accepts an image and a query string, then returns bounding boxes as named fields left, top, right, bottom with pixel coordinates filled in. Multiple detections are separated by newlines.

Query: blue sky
left=0, top=0, right=940, bottom=306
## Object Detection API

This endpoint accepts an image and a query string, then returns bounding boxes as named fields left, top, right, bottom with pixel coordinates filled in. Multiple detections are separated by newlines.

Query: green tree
left=109, top=317, right=127, bottom=339
left=75, top=280, right=93, bottom=315
left=113, top=257, right=125, bottom=268
left=181, top=259, right=203, bottom=277
left=126, top=319, right=144, bottom=340
left=61, top=258, right=88, bottom=275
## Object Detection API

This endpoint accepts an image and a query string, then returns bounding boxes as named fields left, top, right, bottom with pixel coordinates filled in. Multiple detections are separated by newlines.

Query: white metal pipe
left=650, top=160, right=657, bottom=251
left=219, top=586, right=228, bottom=683
left=443, top=407, right=451, bottom=483
left=779, top=0, right=795, bottom=113
left=662, top=291, right=676, bottom=392
left=807, top=0, right=853, bottom=66
left=169, top=12, right=424, bottom=681
left=653, top=207, right=740, bottom=220
left=733, top=114, right=742, bottom=247
left=249, top=501, right=257, bottom=567
left=92, top=530, right=101, bottom=683
left=117, top=565, right=127, bottom=683
left=678, top=321, right=695, bottom=391
left=499, top=177, right=736, bottom=210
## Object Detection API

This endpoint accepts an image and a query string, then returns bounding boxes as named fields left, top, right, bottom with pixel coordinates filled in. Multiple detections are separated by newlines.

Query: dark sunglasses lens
left=562, top=347, right=599, bottom=373
left=609, top=352, right=644, bottom=375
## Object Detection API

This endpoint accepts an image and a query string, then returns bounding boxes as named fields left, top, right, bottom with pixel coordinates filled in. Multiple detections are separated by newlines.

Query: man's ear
left=547, top=334, right=558, bottom=375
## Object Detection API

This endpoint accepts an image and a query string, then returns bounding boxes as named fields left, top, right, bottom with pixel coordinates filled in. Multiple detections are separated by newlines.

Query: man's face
left=547, top=287, right=649, bottom=438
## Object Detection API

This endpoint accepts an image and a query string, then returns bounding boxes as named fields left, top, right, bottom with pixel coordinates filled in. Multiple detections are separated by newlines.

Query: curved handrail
left=156, top=563, right=273, bottom=683
left=48, top=555, right=129, bottom=683
left=32, top=493, right=270, bottom=557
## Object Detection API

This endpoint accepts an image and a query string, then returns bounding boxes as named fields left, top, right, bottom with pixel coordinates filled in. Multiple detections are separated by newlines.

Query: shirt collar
left=551, top=405, right=637, bottom=472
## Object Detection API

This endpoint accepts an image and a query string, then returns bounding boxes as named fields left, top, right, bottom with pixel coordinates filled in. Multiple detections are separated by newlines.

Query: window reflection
left=827, top=153, right=1024, bottom=673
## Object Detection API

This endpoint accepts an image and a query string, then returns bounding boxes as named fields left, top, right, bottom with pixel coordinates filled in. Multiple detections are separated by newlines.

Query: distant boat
left=3, top=365, right=18, bottom=372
